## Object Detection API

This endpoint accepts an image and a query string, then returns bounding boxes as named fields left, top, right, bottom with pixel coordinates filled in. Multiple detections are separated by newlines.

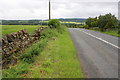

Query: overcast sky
left=0, top=0, right=119, bottom=20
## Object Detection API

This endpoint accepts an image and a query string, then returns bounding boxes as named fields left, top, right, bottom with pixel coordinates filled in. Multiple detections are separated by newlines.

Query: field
left=2, top=25, right=45, bottom=36
left=61, top=21, right=85, bottom=24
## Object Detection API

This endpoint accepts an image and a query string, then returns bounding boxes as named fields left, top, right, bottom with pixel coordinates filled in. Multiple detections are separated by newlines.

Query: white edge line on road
left=79, top=30, right=120, bottom=49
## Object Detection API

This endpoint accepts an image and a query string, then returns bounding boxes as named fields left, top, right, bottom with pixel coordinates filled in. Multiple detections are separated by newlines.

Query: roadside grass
left=101, top=30, right=120, bottom=37
left=87, top=28, right=120, bottom=37
left=2, top=26, right=84, bottom=78
left=3, top=62, right=30, bottom=78
left=2, top=27, right=59, bottom=78
left=93, top=30, right=120, bottom=37
left=2, top=25, right=47, bottom=36
left=24, top=27, right=84, bottom=78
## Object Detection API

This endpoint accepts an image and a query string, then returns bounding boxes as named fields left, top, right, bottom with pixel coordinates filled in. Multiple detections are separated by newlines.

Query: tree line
left=1, top=18, right=86, bottom=25
left=2, top=20, right=48, bottom=25
left=85, top=13, right=120, bottom=31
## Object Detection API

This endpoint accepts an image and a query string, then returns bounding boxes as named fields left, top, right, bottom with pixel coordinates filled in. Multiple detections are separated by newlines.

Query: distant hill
left=1, top=18, right=86, bottom=25
left=58, top=18, right=86, bottom=22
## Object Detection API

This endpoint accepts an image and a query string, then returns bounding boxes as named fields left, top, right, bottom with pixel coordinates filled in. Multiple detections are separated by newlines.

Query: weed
left=20, top=53, right=35, bottom=64
left=3, top=62, right=30, bottom=78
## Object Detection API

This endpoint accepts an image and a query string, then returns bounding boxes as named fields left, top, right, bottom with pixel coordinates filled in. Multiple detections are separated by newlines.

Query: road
left=68, top=28, right=119, bottom=78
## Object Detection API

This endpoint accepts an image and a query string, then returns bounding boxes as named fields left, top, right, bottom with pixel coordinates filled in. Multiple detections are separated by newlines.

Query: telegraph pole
left=118, top=1, right=120, bottom=20
left=49, top=0, right=51, bottom=20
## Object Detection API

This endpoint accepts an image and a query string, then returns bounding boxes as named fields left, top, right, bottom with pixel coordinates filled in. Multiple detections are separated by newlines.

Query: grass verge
left=2, top=27, right=84, bottom=78
left=88, top=28, right=120, bottom=37
left=100, top=30, right=120, bottom=37
left=24, top=27, right=84, bottom=78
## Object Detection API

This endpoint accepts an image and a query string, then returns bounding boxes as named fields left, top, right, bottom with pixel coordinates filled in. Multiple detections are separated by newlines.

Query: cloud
left=0, top=0, right=119, bottom=20
left=52, top=2, right=118, bottom=18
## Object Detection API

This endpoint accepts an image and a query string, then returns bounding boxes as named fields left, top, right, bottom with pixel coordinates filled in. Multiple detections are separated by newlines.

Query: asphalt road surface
left=69, top=28, right=119, bottom=78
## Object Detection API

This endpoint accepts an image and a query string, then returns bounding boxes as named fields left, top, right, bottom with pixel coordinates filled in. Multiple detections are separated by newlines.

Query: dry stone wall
left=1, top=27, right=46, bottom=67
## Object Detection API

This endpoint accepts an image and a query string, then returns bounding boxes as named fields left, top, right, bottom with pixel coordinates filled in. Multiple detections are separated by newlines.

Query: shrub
left=48, top=19, right=60, bottom=29
left=20, top=52, right=35, bottom=64
left=37, top=39, right=48, bottom=52
left=30, top=46, right=39, bottom=56
left=57, top=25, right=65, bottom=34
left=82, top=25, right=88, bottom=29
left=118, top=29, right=120, bottom=34
left=92, top=27, right=100, bottom=30
left=40, top=28, right=59, bottom=39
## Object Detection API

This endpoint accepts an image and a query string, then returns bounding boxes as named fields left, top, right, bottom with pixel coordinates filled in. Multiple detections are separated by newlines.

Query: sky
left=0, top=0, right=119, bottom=20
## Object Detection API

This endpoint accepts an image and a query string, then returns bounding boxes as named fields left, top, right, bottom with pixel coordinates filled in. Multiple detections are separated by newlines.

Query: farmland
left=2, top=25, right=47, bottom=36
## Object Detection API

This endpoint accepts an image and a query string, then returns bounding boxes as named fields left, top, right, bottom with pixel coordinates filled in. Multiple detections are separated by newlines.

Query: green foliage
left=97, top=13, right=117, bottom=30
left=19, top=25, right=65, bottom=64
left=37, top=39, right=48, bottom=52
left=2, top=20, right=48, bottom=25
left=86, top=18, right=92, bottom=27
left=92, top=27, right=100, bottom=30
left=86, top=17, right=97, bottom=28
left=22, top=27, right=84, bottom=78
left=118, top=29, right=120, bottom=34
left=56, top=25, right=66, bottom=34
left=20, top=52, right=35, bottom=64
left=85, top=13, right=118, bottom=32
left=48, top=19, right=65, bottom=34
left=3, top=24, right=67, bottom=78
left=19, top=40, right=48, bottom=64
left=84, top=13, right=120, bottom=37
left=48, top=19, right=60, bottom=29
left=3, top=62, right=30, bottom=78
left=81, top=25, right=88, bottom=28
left=118, top=20, right=120, bottom=28
left=30, top=46, right=40, bottom=56
left=40, top=28, right=59, bottom=39
left=91, top=21, right=97, bottom=27
left=38, top=28, right=84, bottom=78
left=66, top=24, right=81, bottom=28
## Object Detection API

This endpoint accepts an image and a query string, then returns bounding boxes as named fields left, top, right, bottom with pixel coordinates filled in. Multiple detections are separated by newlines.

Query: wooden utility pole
left=118, top=1, right=120, bottom=20
left=49, top=0, right=51, bottom=20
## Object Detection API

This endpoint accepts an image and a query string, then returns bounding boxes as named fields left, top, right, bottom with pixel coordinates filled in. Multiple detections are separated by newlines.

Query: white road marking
left=79, top=29, right=120, bottom=49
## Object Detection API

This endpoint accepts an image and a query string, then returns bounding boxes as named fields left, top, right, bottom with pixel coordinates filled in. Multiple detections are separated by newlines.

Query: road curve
left=68, top=28, right=118, bottom=78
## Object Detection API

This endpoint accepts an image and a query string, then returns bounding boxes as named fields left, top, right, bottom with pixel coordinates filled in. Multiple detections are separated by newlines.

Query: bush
left=20, top=52, right=35, bottom=64
left=48, top=19, right=65, bottom=34
left=40, top=28, right=59, bottom=39
left=48, top=19, right=60, bottom=29
left=92, top=27, right=100, bottom=30
left=20, top=44, right=41, bottom=63
left=30, top=46, right=39, bottom=56
left=37, top=39, right=48, bottom=52
left=82, top=25, right=88, bottom=29
left=118, top=29, right=120, bottom=34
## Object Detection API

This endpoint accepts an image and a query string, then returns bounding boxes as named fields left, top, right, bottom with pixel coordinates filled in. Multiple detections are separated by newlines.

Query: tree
left=97, top=13, right=117, bottom=31
left=86, top=17, right=93, bottom=27
left=86, top=17, right=98, bottom=28
left=118, top=20, right=120, bottom=26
